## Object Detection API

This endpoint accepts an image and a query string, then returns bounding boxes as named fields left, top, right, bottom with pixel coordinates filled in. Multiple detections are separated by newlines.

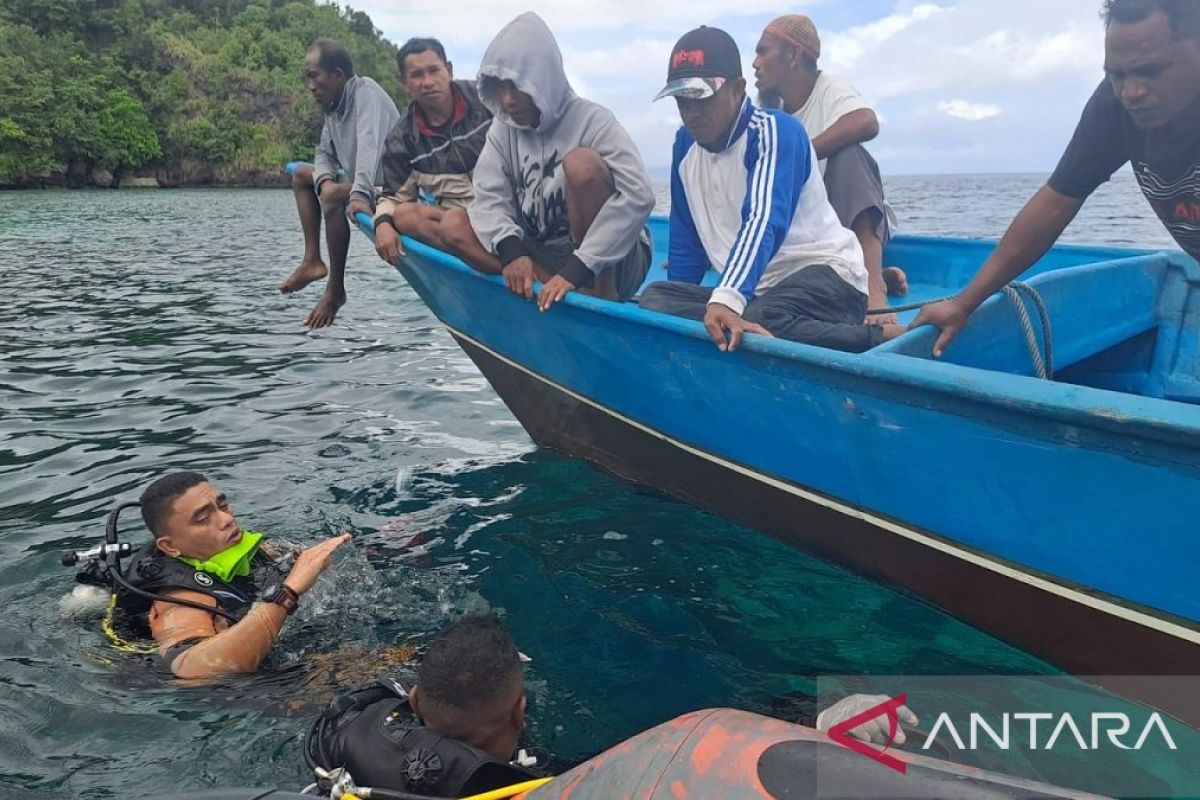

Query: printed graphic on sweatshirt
left=517, top=149, right=570, bottom=240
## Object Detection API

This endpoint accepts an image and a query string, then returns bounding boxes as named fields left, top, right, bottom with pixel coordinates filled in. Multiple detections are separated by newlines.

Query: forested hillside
left=0, top=0, right=405, bottom=188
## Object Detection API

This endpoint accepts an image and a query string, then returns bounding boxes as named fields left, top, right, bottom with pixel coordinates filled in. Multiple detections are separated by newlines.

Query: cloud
left=822, top=3, right=948, bottom=69
left=348, top=0, right=1116, bottom=174
left=823, top=0, right=1101, bottom=102
left=358, top=0, right=815, bottom=49
left=937, top=99, right=1001, bottom=121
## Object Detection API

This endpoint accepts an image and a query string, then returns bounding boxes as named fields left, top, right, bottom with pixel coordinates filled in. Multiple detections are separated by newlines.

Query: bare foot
left=881, top=324, right=907, bottom=342
left=304, top=290, right=345, bottom=329
left=278, top=259, right=328, bottom=294
left=867, top=311, right=901, bottom=326
left=883, top=266, right=909, bottom=297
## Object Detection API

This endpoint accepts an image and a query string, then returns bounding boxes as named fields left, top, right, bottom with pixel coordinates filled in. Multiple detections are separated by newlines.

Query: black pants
left=639, top=265, right=882, bottom=353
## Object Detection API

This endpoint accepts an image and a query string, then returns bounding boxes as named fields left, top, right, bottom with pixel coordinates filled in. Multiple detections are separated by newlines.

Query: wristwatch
left=263, top=583, right=300, bottom=615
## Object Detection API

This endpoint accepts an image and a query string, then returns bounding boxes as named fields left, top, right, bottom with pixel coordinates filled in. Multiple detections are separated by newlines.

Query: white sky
left=349, top=0, right=1112, bottom=175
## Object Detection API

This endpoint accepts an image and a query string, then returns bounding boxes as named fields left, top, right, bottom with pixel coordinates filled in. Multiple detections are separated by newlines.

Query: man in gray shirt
left=279, top=39, right=399, bottom=328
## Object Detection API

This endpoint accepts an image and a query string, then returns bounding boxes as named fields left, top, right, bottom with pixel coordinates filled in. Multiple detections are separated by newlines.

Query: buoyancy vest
left=113, top=539, right=286, bottom=638
left=307, top=678, right=542, bottom=798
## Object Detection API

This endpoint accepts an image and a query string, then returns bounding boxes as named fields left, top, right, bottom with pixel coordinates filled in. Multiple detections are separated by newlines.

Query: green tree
left=0, top=0, right=404, bottom=186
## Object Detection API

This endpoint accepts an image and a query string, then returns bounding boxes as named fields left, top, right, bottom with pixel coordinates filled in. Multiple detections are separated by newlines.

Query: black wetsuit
left=111, top=542, right=286, bottom=667
left=307, top=678, right=542, bottom=798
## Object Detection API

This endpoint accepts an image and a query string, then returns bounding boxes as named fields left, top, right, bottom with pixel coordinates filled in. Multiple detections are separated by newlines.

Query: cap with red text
left=654, top=25, right=742, bottom=101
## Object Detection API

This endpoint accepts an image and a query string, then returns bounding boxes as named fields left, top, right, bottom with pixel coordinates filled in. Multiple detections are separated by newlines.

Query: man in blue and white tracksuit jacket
left=642, top=26, right=899, bottom=353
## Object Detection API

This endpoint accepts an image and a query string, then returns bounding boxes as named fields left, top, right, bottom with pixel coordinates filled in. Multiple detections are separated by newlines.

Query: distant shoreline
left=0, top=168, right=1139, bottom=191
left=0, top=175, right=293, bottom=191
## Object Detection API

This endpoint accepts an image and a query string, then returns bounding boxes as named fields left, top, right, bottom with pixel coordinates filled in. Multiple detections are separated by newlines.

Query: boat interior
left=643, top=217, right=1200, bottom=405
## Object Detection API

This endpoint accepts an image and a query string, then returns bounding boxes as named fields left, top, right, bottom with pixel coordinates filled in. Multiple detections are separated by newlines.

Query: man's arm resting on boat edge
left=910, top=184, right=1085, bottom=357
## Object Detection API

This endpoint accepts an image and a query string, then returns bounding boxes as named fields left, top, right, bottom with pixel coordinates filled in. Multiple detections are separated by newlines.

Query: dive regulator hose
left=72, top=500, right=239, bottom=623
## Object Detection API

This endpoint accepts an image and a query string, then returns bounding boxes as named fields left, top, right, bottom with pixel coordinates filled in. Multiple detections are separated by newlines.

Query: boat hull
left=450, top=326, right=1200, bottom=725
left=362, top=211, right=1200, bottom=723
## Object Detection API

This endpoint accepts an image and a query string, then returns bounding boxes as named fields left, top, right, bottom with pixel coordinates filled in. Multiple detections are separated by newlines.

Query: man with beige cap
left=753, top=15, right=906, bottom=323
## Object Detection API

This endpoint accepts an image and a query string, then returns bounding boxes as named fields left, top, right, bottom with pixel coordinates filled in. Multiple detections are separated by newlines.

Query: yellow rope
left=340, top=777, right=554, bottom=800
left=101, top=594, right=157, bottom=654
left=458, top=777, right=553, bottom=800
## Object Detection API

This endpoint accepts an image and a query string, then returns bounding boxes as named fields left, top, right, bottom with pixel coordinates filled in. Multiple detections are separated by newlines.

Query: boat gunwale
left=354, top=213, right=1200, bottom=446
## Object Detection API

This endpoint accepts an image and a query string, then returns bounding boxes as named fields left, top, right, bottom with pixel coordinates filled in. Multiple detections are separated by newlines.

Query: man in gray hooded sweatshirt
left=440, top=12, right=656, bottom=311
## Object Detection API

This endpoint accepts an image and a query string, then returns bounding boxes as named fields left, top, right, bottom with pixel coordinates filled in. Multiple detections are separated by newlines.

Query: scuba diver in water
left=305, top=614, right=546, bottom=798
left=71, top=471, right=350, bottom=679
left=303, top=614, right=919, bottom=799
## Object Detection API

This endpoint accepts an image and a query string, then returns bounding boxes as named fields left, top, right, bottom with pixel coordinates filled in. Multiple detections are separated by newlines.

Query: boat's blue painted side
left=343, top=203, right=1200, bottom=639
left=309, top=148, right=1200, bottom=671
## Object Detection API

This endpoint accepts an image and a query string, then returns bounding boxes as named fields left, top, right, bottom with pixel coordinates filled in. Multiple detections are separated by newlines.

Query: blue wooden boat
left=336, top=189, right=1200, bottom=720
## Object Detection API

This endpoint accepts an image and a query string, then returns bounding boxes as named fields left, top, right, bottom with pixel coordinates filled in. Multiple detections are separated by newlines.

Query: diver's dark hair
left=140, top=471, right=208, bottom=537
left=397, top=37, right=448, bottom=77
left=310, top=38, right=355, bottom=78
left=1104, top=0, right=1200, bottom=37
left=417, top=614, right=522, bottom=715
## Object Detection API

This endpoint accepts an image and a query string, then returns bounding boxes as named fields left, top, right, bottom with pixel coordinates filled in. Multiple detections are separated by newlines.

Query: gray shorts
left=525, top=226, right=652, bottom=302
left=823, top=144, right=891, bottom=246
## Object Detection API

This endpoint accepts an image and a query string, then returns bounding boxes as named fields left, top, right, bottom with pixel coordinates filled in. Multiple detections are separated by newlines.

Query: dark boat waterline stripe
left=444, top=323, right=1200, bottom=648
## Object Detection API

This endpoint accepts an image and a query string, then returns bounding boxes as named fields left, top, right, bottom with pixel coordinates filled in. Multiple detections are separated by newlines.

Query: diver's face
left=494, top=79, right=541, bottom=128
left=1105, top=10, right=1200, bottom=130
left=156, top=482, right=242, bottom=561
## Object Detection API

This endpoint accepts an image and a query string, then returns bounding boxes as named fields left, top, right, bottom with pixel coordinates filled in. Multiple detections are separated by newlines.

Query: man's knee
left=637, top=282, right=670, bottom=311
left=319, top=191, right=348, bottom=217
left=391, top=202, right=420, bottom=234
left=292, top=165, right=315, bottom=191
left=741, top=300, right=769, bottom=327
left=563, top=148, right=613, bottom=193
left=319, top=184, right=349, bottom=217
left=439, top=208, right=476, bottom=250
left=851, top=206, right=883, bottom=238
left=824, top=143, right=868, bottom=172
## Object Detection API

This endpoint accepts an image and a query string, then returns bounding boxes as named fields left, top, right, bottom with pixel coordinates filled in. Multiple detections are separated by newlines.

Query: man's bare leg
left=439, top=208, right=503, bottom=274
left=563, top=148, right=618, bottom=300
left=279, top=165, right=329, bottom=294
left=852, top=208, right=900, bottom=325
left=304, top=182, right=351, bottom=328
left=392, top=203, right=449, bottom=250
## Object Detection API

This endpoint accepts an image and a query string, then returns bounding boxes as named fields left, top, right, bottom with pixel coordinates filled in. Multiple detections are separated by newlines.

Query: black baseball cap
left=654, top=25, right=742, bottom=101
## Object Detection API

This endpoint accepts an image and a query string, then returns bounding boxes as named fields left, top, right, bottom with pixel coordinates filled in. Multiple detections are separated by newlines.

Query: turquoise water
left=0, top=174, right=1181, bottom=798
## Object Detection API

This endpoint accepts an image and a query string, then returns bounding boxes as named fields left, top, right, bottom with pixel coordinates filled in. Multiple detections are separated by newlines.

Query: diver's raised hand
left=284, top=534, right=351, bottom=595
